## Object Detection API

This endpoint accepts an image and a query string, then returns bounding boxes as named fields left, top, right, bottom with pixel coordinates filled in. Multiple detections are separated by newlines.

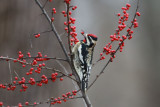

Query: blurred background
left=0, top=0, right=160, bottom=107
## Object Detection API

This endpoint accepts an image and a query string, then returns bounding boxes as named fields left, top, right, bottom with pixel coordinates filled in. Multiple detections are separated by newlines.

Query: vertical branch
left=81, top=91, right=92, bottom=107
left=66, top=3, right=72, bottom=55
left=65, top=2, right=92, bottom=107
left=64, top=2, right=81, bottom=84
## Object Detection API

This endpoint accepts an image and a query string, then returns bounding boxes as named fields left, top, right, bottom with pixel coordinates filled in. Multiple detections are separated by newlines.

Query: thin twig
left=33, top=29, right=52, bottom=35
left=43, top=0, right=48, bottom=8
left=66, top=3, right=72, bottom=55
left=8, top=61, right=13, bottom=83
left=56, top=60, right=81, bottom=95
left=29, top=34, right=33, bottom=48
left=59, top=32, right=66, bottom=37
left=22, top=56, right=68, bottom=62
left=14, top=70, right=21, bottom=80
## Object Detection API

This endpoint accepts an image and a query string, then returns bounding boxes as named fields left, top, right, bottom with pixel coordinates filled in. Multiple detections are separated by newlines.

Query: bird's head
left=83, top=34, right=98, bottom=47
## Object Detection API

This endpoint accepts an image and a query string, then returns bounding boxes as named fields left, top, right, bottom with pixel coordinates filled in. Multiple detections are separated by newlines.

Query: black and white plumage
left=72, top=34, right=98, bottom=92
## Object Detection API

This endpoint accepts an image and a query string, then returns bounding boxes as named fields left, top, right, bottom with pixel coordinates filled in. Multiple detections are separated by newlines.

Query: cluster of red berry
left=100, top=3, right=141, bottom=62
left=0, top=50, right=74, bottom=93
left=0, top=90, right=77, bottom=107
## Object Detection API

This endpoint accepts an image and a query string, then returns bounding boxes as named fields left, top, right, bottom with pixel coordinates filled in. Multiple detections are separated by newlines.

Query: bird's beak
left=82, top=34, right=87, bottom=43
left=83, top=34, right=87, bottom=39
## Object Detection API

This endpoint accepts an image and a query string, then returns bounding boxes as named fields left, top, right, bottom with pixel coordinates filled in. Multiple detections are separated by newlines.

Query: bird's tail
left=81, top=72, right=90, bottom=93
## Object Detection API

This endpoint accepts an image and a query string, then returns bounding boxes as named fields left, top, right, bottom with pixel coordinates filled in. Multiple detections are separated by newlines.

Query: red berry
left=25, top=102, right=29, bottom=105
left=74, top=6, right=77, bottom=9
left=81, top=31, right=84, bottom=35
left=53, top=11, right=56, bottom=14
left=35, top=35, right=38, bottom=38
left=18, top=51, right=22, bottom=54
left=128, top=35, right=133, bottom=40
left=51, top=17, right=54, bottom=22
left=13, top=81, right=16, bottom=84
left=65, top=27, right=68, bottom=31
left=60, top=78, right=63, bottom=81
left=30, top=68, right=34, bottom=71
left=39, top=64, right=42, bottom=67
left=72, top=7, right=75, bottom=10
left=18, top=103, right=22, bottom=107
left=136, top=12, right=141, bottom=16
left=69, top=11, right=72, bottom=15
left=15, top=76, right=18, bottom=80
left=121, top=7, right=126, bottom=10
left=64, top=14, right=67, bottom=17
left=55, top=72, right=58, bottom=76
left=63, top=99, right=67, bottom=102
left=117, top=13, right=121, bottom=16
left=100, top=56, right=105, bottom=60
left=32, top=60, right=37, bottom=65
left=37, top=34, right=40, bottom=37
left=29, top=71, right=32, bottom=74
left=134, top=22, right=138, bottom=28
left=123, top=10, right=126, bottom=14
left=0, top=102, right=3, bottom=106
left=62, top=11, right=66, bottom=14
left=122, top=35, right=127, bottom=39
left=19, top=54, right=23, bottom=58
left=126, top=3, right=131, bottom=7
left=52, top=8, right=56, bottom=11
left=26, top=72, right=29, bottom=75
left=34, top=102, right=37, bottom=105
left=42, top=63, right=45, bottom=66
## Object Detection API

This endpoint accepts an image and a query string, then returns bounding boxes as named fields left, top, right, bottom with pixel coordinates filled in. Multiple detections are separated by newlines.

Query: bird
left=72, top=33, right=98, bottom=92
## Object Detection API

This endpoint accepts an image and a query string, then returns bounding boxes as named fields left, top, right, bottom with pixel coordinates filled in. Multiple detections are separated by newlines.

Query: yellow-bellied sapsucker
left=72, top=34, right=98, bottom=92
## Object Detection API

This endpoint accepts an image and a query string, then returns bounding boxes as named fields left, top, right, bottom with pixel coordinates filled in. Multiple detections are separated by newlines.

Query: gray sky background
left=0, top=0, right=160, bottom=107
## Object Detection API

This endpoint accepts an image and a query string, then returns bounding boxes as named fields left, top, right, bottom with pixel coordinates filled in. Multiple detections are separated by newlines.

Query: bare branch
left=56, top=60, right=81, bottom=95
left=81, top=91, right=92, bottom=107
left=8, top=61, right=13, bottom=83
left=66, top=3, right=72, bottom=55
left=43, top=0, right=48, bottom=8
left=22, top=56, right=68, bottom=62
left=14, top=70, right=21, bottom=80
left=33, top=29, right=52, bottom=35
